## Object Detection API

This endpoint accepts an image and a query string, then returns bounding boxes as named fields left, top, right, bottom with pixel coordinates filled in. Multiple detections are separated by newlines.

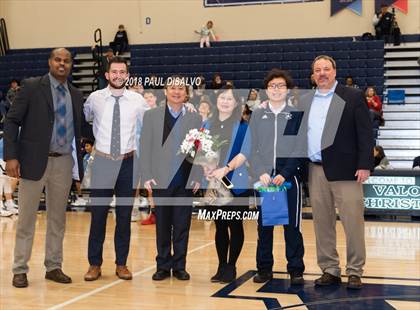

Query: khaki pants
left=308, top=163, right=366, bottom=277
left=13, top=155, right=73, bottom=274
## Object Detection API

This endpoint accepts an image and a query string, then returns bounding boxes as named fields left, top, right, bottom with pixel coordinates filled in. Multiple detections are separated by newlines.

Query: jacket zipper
left=273, top=113, right=278, bottom=176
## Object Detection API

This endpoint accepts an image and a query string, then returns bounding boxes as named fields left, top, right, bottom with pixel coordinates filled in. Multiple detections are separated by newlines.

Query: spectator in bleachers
left=225, top=80, right=234, bottom=87
left=190, top=76, right=206, bottom=106
left=92, top=47, right=114, bottom=90
left=198, top=97, right=212, bottom=125
left=6, top=79, right=19, bottom=106
left=309, top=74, right=317, bottom=89
left=365, top=86, right=383, bottom=129
left=71, top=139, right=94, bottom=207
left=110, top=24, right=129, bottom=55
left=0, top=91, right=8, bottom=126
left=143, top=90, right=158, bottom=109
left=195, top=20, right=217, bottom=48
left=246, top=88, right=261, bottom=111
left=413, top=156, right=420, bottom=169
left=129, top=83, right=145, bottom=95
left=0, top=135, right=19, bottom=217
left=241, top=103, right=252, bottom=123
left=373, top=4, right=393, bottom=43
left=211, top=73, right=224, bottom=89
left=374, top=146, right=392, bottom=170
left=345, top=76, right=359, bottom=89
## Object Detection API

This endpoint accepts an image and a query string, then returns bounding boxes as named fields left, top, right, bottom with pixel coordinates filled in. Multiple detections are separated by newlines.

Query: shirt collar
left=103, top=86, right=129, bottom=99
left=314, top=81, right=338, bottom=98
left=48, top=73, right=69, bottom=91
left=167, top=103, right=186, bottom=117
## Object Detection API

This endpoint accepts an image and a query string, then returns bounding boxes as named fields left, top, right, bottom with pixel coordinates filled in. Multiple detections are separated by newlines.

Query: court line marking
left=47, top=241, right=214, bottom=310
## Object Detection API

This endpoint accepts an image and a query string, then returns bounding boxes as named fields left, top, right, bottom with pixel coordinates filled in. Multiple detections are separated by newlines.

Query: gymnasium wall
left=1, top=0, right=419, bottom=49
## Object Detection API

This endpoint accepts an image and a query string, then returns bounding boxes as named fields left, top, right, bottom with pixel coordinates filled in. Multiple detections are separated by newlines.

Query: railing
left=92, top=28, right=103, bottom=91
left=0, top=18, right=10, bottom=56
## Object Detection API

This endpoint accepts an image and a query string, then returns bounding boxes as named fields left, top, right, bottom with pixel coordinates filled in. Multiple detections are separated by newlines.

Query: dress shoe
left=314, top=272, right=342, bottom=286
left=290, top=273, right=305, bottom=285
left=173, top=269, right=190, bottom=280
left=347, top=275, right=363, bottom=289
left=45, top=269, right=72, bottom=284
left=253, top=271, right=273, bottom=283
left=84, top=265, right=102, bottom=281
left=220, top=264, right=236, bottom=283
left=12, top=273, right=28, bottom=288
left=116, top=265, right=132, bottom=280
left=152, top=269, right=171, bottom=281
left=210, top=264, right=226, bottom=283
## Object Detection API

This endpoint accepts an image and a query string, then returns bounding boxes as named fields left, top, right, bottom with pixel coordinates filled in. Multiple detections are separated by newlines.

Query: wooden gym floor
left=1, top=211, right=419, bottom=309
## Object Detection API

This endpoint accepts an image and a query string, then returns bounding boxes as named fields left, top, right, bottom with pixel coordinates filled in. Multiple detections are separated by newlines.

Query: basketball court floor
left=1, top=212, right=419, bottom=309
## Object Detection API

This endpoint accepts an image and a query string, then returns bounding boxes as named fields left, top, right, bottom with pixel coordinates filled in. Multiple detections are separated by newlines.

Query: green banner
left=363, top=175, right=420, bottom=213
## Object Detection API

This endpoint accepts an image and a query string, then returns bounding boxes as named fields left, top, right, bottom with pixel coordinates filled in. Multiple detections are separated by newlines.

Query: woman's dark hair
left=263, top=68, right=294, bottom=89
left=247, top=88, right=259, bottom=100
left=211, top=73, right=223, bottom=89
left=374, top=145, right=386, bottom=160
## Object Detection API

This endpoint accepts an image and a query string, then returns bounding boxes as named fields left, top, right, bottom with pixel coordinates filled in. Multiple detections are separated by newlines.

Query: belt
left=48, top=152, right=63, bottom=157
left=311, top=161, right=323, bottom=166
left=95, top=150, right=134, bottom=161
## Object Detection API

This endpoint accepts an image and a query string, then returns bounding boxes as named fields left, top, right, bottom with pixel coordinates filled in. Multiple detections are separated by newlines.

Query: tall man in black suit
left=140, top=77, right=202, bottom=281
left=301, top=55, right=373, bottom=289
left=4, top=48, right=85, bottom=288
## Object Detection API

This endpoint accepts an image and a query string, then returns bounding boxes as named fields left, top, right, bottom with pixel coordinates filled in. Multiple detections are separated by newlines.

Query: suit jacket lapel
left=40, top=74, right=54, bottom=117
left=68, top=83, right=80, bottom=135
left=321, top=85, right=346, bottom=148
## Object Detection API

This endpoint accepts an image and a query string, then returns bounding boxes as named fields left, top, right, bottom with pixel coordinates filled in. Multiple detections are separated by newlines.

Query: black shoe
left=12, top=273, right=28, bottom=288
left=45, top=269, right=72, bottom=284
left=220, top=264, right=236, bottom=283
left=290, top=273, right=304, bottom=285
left=253, top=271, right=273, bottom=283
left=314, top=272, right=341, bottom=286
left=211, top=264, right=226, bottom=283
left=152, top=270, right=171, bottom=281
left=347, top=275, right=362, bottom=290
left=173, top=269, right=190, bottom=281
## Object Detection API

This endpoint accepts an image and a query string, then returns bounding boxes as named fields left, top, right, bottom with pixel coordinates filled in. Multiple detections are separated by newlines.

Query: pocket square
left=262, top=115, right=268, bottom=119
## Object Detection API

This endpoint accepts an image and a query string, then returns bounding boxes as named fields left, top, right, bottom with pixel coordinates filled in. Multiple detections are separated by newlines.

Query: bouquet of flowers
left=179, top=128, right=232, bottom=206
left=179, top=128, right=226, bottom=163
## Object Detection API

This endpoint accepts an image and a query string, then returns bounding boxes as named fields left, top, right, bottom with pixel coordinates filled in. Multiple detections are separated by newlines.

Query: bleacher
left=129, top=37, right=385, bottom=92
left=0, top=36, right=385, bottom=96
left=0, top=47, right=91, bottom=93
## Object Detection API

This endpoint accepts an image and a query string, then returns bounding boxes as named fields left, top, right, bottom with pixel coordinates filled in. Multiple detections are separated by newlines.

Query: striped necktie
left=110, top=95, right=121, bottom=157
left=56, top=84, right=67, bottom=146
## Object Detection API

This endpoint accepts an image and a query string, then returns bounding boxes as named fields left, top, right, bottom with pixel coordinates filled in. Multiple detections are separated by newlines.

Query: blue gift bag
left=255, top=182, right=291, bottom=226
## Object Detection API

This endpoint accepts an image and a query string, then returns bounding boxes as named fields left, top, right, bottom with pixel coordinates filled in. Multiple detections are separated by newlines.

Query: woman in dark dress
left=203, top=85, right=251, bottom=283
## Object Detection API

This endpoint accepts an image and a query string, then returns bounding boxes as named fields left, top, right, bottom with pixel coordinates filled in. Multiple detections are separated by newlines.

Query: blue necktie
left=56, top=84, right=67, bottom=146
left=111, top=95, right=121, bottom=157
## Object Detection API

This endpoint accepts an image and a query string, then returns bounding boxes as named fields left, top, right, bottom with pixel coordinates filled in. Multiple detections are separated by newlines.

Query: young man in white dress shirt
left=83, top=57, right=149, bottom=281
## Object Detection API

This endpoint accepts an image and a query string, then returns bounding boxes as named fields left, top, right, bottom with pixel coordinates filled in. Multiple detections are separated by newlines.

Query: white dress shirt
left=84, top=87, right=149, bottom=154
left=307, top=81, right=338, bottom=162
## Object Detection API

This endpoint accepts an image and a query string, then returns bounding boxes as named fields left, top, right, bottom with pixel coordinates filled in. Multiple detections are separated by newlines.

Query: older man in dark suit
left=300, top=55, right=374, bottom=290
left=4, top=48, right=85, bottom=288
left=140, top=76, right=202, bottom=281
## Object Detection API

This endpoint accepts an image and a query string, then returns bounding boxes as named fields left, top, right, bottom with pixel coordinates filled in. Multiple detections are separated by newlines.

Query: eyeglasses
left=267, top=83, right=287, bottom=90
